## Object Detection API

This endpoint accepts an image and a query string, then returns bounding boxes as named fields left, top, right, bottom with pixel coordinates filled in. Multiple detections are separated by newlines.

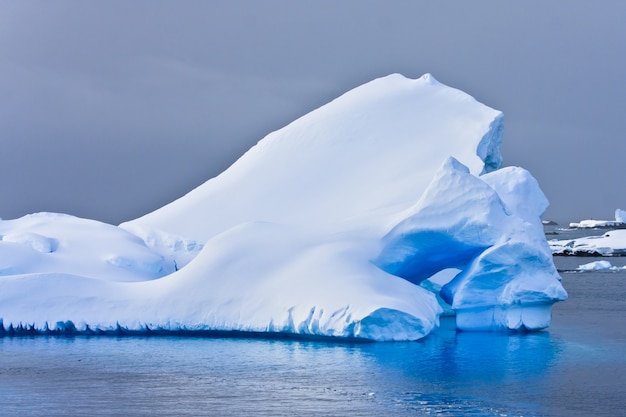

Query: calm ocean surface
left=1, top=230, right=625, bottom=416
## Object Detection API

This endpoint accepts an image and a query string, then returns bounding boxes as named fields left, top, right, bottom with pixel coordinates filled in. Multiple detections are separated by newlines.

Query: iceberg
left=576, top=260, right=626, bottom=272
left=0, top=73, right=566, bottom=341
left=550, top=229, right=626, bottom=256
left=568, top=209, right=626, bottom=229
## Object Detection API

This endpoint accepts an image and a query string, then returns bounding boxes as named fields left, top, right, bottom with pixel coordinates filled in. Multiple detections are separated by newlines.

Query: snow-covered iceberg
left=568, top=209, right=626, bottom=229
left=576, top=260, right=626, bottom=272
left=0, top=73, right=567, bottom=341
left=550, top=229, right=626, bottom=256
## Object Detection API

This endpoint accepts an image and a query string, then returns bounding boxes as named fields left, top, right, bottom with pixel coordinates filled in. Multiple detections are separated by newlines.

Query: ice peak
left=123, top=72, right=503, bottom=242
left=441, top=156, right=470, bottom=174
left=419, top=73, right=439, bottom=84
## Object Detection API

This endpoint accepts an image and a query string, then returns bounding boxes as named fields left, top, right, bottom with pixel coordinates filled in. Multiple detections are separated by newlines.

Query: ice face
left=0, top=73, right=566, bottom=340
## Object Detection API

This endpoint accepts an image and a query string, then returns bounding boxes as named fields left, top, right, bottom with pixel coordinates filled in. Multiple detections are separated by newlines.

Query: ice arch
left=375, top=158, right=567, bottom=331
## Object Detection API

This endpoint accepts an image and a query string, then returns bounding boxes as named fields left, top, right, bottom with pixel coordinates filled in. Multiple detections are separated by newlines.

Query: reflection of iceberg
left=359, top=318, right=562, bottom=414
left=0, top=73, right=566, bottom=341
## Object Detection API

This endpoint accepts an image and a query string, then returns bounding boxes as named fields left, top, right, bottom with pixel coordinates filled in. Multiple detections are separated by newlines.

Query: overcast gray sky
left=1, top=1, right=624, bottom=225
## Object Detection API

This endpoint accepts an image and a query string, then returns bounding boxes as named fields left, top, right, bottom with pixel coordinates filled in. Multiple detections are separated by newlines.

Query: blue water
left=0, top=323, right=547, bottom=416
left=1, top=247, right=625, bottom=416
left=1, top=294, right=624, bottom=417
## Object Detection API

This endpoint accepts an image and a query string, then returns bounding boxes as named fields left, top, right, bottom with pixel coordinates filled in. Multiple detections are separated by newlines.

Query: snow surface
left=0, top=213, right=175, bottom=281
left=0, top=73, right=566, bottom=340
left=550, top=229, right=626, bottom=256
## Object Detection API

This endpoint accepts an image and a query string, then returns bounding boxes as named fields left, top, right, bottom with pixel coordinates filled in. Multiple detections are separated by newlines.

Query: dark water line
left=0, top=323, right=373, bottom=344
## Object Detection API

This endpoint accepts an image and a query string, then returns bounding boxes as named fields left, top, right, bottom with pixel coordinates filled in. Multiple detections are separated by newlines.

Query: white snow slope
left=0, top=73, right=566, bottom=341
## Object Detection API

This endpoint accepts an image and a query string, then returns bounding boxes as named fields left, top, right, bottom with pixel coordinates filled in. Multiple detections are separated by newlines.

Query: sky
left=1, top=1, right=625, bottom=225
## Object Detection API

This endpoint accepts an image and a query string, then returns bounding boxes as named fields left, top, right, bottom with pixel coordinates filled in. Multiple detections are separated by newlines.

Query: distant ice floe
left=576, top=260, right=626, bottom=272
left=0, top=73, right=566, bottom=341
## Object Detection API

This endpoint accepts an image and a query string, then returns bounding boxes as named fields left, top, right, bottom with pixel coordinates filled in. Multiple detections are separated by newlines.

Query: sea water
left=1, top=235, right=625, bottom=416
left=0, top=325, right=559, bottom=416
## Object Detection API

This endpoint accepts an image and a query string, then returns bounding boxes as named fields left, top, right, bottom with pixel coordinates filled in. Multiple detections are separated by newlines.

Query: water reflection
left=349, top=318, right=563, bottom=415
left=364, top=318, right=560, bottom=375
left=0, top=318, right=570, bottom=417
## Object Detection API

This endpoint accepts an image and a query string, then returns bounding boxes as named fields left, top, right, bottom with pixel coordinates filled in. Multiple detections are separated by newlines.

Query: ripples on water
left=1, top=255, right=625, bottom=416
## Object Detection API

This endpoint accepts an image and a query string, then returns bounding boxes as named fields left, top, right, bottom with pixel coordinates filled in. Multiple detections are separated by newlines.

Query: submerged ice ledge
left=0, top=73, right=566, bottom=341
left=0, top=295, right=436, bottom=342
left=0, top=319, right=375, bottom=342
left=455, top=304, right=555, bottom=332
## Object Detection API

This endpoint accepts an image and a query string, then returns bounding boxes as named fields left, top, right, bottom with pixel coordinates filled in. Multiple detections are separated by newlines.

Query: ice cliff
left=0, top=73, right=567, bottom=341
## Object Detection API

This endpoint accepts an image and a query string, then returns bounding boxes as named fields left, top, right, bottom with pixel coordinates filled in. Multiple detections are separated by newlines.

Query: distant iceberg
left=550, top=229, right=626, bottom=256
left=568, top=209, right=626, bottom=229
left=552, top=209, right=626, bottom=256
left=576, top=260, right=626, bottom=272
left=0, top=73, right=566, bottom=341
